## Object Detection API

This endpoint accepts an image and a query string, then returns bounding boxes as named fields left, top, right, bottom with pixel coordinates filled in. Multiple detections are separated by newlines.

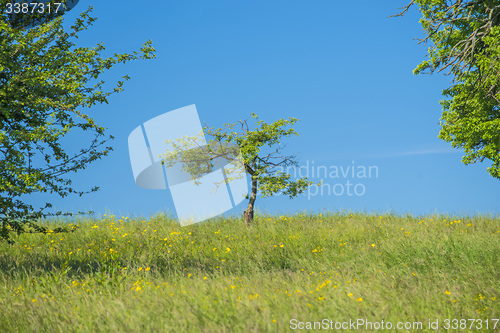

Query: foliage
left=0, top=3, right=156, bottom=243
left=396, top=0, right=500, bottom=179
left=205, top=114, right=312, bottom=198
left=161, top=131, right=245, bottom=188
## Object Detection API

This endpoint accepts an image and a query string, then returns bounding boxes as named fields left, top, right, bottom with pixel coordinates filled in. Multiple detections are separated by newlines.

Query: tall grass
left=0, top=212, right=499, bottom=332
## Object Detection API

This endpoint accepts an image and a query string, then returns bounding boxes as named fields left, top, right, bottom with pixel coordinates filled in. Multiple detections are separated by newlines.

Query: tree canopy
left=0, top=3, right=156, bottom=243
left=396, top=0, right=500, bottom=179
left=161, top=113, right=316, bottom=224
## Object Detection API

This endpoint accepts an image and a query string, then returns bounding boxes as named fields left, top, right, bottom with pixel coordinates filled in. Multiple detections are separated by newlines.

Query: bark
left=244, top=175, right=258, bottom=225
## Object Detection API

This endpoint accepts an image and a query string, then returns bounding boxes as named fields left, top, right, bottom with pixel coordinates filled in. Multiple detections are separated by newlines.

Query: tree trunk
left=244, top=176, right=258, bottom=225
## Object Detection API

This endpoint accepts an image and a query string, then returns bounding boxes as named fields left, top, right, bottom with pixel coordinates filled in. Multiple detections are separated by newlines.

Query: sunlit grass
left=0, top=212, right=499, bottom=332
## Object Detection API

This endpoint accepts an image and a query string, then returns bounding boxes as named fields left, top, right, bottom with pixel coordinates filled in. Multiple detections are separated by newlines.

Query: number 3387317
left=5, top=2, right=62, bottom=14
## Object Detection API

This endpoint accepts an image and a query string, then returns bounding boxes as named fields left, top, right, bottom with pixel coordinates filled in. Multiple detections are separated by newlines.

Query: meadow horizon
left=2, top=212, right=498, bottom=332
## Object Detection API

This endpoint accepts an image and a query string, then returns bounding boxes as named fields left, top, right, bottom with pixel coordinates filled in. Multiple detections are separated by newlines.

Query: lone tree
left=0, top=2, right=156, bottom=243
left=395, top=0, right=500, bottom=180
left=161, top=113, right=316, bottom=225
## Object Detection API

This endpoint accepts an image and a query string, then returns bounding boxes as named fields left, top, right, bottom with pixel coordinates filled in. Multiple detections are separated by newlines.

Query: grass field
left=0, top=212, right=499, bottom=332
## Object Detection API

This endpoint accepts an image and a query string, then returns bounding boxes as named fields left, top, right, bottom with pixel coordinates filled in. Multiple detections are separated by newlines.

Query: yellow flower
left=347, top=293, right=353, bottom=297
left=138, top=267, right=143, bottom=271
left=145, top=267, right=150, bottom=271
left=445, top=290, right=451, bottom=295
left=136, top=286, right=141, bottom=291
left=203, top=277, right=208, bottom=280
left=355, top=298, right=363, bottom=302
left=371, top=244, right=375, bottom=247
left=226, top=247, right=230, bottom=252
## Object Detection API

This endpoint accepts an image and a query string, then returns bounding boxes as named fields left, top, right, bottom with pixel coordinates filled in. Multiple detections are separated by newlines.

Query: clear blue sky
left=29, top=0, right=500, bottom=219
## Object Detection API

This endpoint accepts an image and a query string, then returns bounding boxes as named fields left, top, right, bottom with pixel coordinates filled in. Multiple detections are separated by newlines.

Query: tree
left=0, top=2, right=156, bottom=243
left=395, top=0, right=500, bottom=179
left=161, top=113, right=317, bottom=225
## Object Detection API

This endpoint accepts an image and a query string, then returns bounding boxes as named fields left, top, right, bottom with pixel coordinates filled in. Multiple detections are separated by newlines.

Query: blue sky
left=29, top=0, right=499, bottom=219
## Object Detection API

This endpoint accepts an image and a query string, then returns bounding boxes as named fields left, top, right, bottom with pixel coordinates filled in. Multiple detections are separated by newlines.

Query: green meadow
left=0, top=212, right=499, bottom=332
